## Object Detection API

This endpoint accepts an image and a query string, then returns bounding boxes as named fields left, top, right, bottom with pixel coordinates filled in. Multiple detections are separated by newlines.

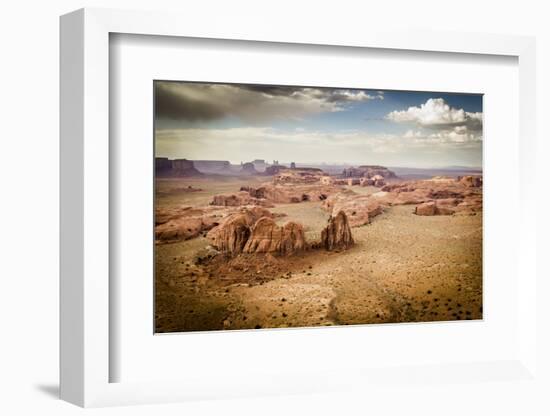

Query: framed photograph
left=60, top=8, right=539, bottom=408
left=153, top=80, right=484, bottom=334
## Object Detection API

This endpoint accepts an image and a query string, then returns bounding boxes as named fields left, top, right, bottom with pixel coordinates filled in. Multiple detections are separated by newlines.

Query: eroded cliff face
left=208, top=214, right=306, bottom=256
left=205, top=209, right=354, bottom=257
left=243, top=218, right=306, bottom=255
left=206, top=208, right=272, bottom=253
left=155, top=158, right=203, bottom=177
left=320, top=211, right=354, bottom=251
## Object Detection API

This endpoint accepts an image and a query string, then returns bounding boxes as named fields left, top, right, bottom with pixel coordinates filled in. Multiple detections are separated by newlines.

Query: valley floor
left=155, top=177, right=482, bottom=332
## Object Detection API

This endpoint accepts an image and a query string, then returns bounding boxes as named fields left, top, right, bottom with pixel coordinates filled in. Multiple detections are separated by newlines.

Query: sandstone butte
left=207, top=208, right=354, bottom=257
left=320, top=210, right=355, bottom=250
left=243, top=217, right=306, bottom=255
left=206, top=207, right=273, bottom=255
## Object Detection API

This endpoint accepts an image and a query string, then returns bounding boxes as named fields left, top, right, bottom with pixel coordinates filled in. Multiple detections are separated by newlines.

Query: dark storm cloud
left=154, top=81, right=383, bottom=122
left=238, top=84, right=306, bottom=96
left=155, top=82, right=227, bottom=121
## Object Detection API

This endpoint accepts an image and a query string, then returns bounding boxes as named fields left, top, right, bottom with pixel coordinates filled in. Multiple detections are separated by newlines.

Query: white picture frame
left=60, top=7, right=538, bottom=408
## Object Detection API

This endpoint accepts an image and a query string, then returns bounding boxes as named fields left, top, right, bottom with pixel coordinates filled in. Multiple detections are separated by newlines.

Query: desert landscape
left=154, top=161, right=482, bottom=332
left=154, top=81, right=483, bottom=332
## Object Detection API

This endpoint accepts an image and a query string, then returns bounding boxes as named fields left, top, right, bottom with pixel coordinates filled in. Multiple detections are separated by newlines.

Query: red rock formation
left=155, top=206, right=225, bottom=243
left=208, top=213, right=252, bottom=254
left=458, top=175, right=483, bottom=187
left=210, top=191, right=274, bottom=207
left=243, top=218, right=306, bottom=255
left=359, top=177, right=374, bottom=186
left=236, top=184, right=337, bottom=204
left=320, top=211, right=354, bottom=250
left=272, top=168, right=325, bottom=185
left=328, top=176, right=483, bottom=219
left=371, top=174, right=386, bottom=187
left=322, top=191, right=383, bottom=227
left=415, top=198, right=463, bottom=216
left=206, top=208, right=272, bottom=253
left=433, top=198, right=460, bottom=215
left=414, top=201, right=437, bottom=216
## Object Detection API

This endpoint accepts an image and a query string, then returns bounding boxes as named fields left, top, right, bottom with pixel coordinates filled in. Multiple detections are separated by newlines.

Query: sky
left=154, top=81, right=483, bottom=168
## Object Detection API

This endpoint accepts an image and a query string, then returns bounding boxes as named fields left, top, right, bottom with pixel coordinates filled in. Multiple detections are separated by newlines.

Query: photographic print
left=154, top=81, right=483, bottom=333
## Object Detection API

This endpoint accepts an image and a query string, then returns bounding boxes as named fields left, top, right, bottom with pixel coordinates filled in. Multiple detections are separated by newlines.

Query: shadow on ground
left=35, top=384, right=59, bottom=399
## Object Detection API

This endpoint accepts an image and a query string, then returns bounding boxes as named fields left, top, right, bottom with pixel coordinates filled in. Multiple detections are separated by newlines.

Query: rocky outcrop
left=321, top=175, right=483, bottom=220
left=272, top=168, right=325, bottom=185
left=322, top=191, right=383, bottom=227
left=458, top=175, right=482, bottom=188
left=235, top=184, right=337, bottom=204
left=359, top=177, right=373, bottom=186
left=371, top=174, right=386, bottom=187
left=243, top=218, right=306, bottom=255
left=208, top=213, right=252, bottom=254
left=207, top=209, right=306, bottom=256
left=375, top=176, right=483, bottom=213
left=155, top=206, right=226, bottom=243
left=207, top=208, right=273, bottom=255
left=415, top=199, right=460, bottom=216
left=432, top=198, right=460, bottom=215
left=320, top=211, right=354, bottom=250
left=320, top=176, right=334, bottom=185
left=342, top=165, right=396, bottom=179
left=414, top=201, right=437, bottom=216
left=210, top=191, right=274, bottom=207
left=358, top=175, right=385, bottom=187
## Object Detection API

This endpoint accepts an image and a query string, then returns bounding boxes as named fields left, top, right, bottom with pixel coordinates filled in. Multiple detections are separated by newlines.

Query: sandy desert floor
left=155, top=177, right=482, bottom=332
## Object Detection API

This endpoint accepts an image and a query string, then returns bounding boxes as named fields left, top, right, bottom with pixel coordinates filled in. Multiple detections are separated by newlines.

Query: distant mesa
left=251, top=159, right=267, bottom=172
left=156, top=157, right=202, bottom=177
left=193, top=160, right=232, bottom=174
left=240, top=162, right=258, bottom=175
left=156, top=158, right=273, bottom=176
left=264, top=165, right=286, bottom=176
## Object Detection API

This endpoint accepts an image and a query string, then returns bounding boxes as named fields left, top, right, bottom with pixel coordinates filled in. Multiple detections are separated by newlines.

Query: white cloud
left=386, top=98, right=482, bottom=131
left=404, top=129, right=422, bottom=138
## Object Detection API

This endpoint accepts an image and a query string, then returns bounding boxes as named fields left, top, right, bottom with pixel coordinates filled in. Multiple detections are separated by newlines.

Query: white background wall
left=0, top=1, right=548, bottom=415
